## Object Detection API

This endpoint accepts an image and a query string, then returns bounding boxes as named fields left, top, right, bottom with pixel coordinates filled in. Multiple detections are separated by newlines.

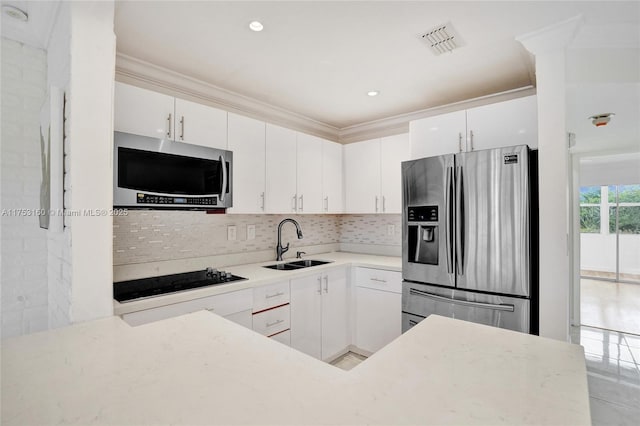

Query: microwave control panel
left=136, top=193, right=217, bottom=206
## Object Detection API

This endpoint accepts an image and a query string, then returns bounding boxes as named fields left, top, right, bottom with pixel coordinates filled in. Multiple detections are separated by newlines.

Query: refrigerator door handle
left=445, top=166, right=454, bottom=274
left=455, top=166, right=464, bottom=276
left=408, top=288, right=515, bottom=312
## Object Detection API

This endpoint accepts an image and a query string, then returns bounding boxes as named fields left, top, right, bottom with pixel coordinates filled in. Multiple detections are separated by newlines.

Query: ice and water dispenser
left=407, top=206, right=439, bottom=265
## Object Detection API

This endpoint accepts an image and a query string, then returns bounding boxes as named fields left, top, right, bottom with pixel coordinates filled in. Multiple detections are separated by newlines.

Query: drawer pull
left=370, top=278, right=387, bottom=283
left=265, top=292, right=285, bottom=299
left=266, top=319, right=284, bottom=327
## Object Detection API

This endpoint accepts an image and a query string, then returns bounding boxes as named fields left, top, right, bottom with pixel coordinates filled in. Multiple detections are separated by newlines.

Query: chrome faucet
left=276, top=218, right=303, bottom=261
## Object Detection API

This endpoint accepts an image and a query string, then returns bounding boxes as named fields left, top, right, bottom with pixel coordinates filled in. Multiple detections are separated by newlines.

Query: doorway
left=579, top=180, right=640, bottom=335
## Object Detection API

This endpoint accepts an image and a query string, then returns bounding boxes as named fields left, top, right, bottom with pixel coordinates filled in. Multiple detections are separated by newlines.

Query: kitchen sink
left=263, top=263, right=303, bottom=271
left=263, top=259, right=333, bottom=271
left=286, top=259, right=332, bottom=267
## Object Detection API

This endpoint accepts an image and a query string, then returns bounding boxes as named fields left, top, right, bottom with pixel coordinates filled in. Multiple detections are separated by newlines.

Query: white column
left=68, top=1, right=116, bottom=322
left=517, top=16, right=581, bottom=341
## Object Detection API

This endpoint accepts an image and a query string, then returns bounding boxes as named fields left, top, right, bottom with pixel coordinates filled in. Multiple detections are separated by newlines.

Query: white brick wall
left=1, top=38, right=49, bottom=338
left=46, top=3, right=72, bottom=330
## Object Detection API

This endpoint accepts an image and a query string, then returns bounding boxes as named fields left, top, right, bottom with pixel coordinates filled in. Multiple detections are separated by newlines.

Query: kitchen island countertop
left=1, top=311, right=590, bottom=425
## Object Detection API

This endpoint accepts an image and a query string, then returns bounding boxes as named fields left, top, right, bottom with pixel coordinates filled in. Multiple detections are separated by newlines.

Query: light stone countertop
left=114, top=251, right=402, bottom=315
left=1, top=312, right=590, bottom=425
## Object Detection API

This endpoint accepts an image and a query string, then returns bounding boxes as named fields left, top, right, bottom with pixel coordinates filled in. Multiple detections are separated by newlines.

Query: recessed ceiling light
left=367, top=91, right=379, bottom=97
left=249, top=21, right=264, bottom=32
left=2, top=5, right=28, bottom=22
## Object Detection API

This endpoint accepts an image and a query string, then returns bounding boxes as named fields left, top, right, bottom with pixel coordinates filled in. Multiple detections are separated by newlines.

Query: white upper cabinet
left=465, top=95, right=538, bottom=151
left=265, top=124, right=298, bottom=213
left=296, top=133, right=323, bottom=214
left=344, top=138, right=381, bottom=213
left=410, top=110, right=466, bottom=159
left=344, top=134, right=409, bottom=214
left=114, top=82, right=175, bottom=140
left=114, top=82, right=228, bottom=150
left=380, top=133, right=410, bottom=214
left=410, top=95, right=538, bottom=159
left=173, top=98, right=227, bottom=150
left=227, top=113, right=265, bottom=214
left=322, top=140, right=343, bottom=213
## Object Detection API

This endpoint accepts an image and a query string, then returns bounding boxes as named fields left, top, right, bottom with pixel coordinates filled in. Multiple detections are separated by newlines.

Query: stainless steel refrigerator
left=401, top=145, right=538, bottom=334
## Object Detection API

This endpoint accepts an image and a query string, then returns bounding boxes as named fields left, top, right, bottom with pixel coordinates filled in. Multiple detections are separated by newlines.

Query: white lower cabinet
left=252, top=280, right=291, bottom=346
left=224, top=309, right=253, bottom=329
left=354, top=268, right=402, bottom=354
left=121, top=289, right=253, bottom=327
left=290, top=267, right=349, bottom=361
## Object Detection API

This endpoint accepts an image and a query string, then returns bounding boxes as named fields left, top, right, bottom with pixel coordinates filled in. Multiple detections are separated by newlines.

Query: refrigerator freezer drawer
left=402, top=282, right=530, bottom=333
left=402, top=312, right=426, bottom=333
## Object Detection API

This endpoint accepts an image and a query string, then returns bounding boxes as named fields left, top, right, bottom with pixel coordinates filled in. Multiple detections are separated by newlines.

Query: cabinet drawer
left=122, top=289, right=252, bottom=326
left=252, top=305, right=290, bottom=337
left=253, top=281, right=290, bottom=312
left=355, top=268, right=402, bottom=293
left=270, top=329, right=291, bottom=346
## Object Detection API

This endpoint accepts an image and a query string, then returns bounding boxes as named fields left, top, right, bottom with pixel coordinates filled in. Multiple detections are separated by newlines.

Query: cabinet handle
left=317, top=276, right=322, bottom=295
left=260, top=192, right=265, bottom=211
left=299, top=195, right=304, bottom=212
left=382, top=196, right=386, bottom=213
left=323, top=275, right=329, bottom=293
left=324, top=196, right=329, bottom=212
left=458, top=132, right=463, bottom=153
left=265, top=291, right=284, bottom=299
left=180, top=116, right=185, bottom=140
left=370, top=278, right=387, bottom=283
left=292, top=195, right=297, bottom=212
left=167, top=113, right=172, bottom=138
left=266, top=319, right=284, bottom=327
left=375, top=196, right=379, bottom=212
left=470, top=130, right=474, bottom=151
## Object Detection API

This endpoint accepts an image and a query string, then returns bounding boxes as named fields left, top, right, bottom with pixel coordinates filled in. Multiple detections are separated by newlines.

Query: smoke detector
left=420, top=22, right=462, bottom=55
left=589, top=113, right=615, bottom=127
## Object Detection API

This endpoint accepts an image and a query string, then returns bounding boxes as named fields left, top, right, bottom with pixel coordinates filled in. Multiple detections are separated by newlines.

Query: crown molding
left=517, top=15, right=583, bottom=55
left=116, top=53, right=536, bottom=145
left=339, top=86, right=537, bottom=144
left=115, top=53, right=340, bottom=142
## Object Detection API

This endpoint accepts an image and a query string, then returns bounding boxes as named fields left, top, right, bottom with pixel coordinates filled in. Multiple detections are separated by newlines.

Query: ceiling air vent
left=420, top=23, right=462, bottom=55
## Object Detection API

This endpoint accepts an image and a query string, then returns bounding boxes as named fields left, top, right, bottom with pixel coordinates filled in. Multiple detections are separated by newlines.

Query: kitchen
left=2, top=1, right=639, bottom=425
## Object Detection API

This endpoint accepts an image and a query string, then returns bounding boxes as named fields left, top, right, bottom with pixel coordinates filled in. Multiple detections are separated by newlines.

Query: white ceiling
left=113, top=1, right=640, bottom=129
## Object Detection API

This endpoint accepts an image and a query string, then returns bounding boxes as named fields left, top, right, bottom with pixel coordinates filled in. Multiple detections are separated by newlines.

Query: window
left=580, top=186, right=601, bottom=233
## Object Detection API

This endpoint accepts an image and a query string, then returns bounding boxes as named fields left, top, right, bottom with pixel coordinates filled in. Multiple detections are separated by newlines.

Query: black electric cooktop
left=114, top=268, right=247, bottom=302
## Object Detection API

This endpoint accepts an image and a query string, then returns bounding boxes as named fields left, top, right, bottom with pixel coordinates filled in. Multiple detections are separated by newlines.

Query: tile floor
left=581, top=278, right=640, bottom=335
left=330, top=351, right=367, bottom=371
left=571, top=325, right=640, bottom=425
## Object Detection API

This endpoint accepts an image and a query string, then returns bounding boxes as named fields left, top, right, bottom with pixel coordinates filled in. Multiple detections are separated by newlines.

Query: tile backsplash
left=113, top=212, right=401, bottom=266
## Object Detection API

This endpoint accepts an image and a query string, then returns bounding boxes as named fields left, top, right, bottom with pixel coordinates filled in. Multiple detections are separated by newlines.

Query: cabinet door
left=322, top=140, right=343, bottom=213
left=227, top=113, right=265, bottom=213
left=296, top=133, right=323, bottom=213
left=290, top=274, right=322, bottom=359
left=174, top=98, right=227, bottom=149
left=265, top=124, right=298, bottom=213
left=355, top=287, right=401, bottom=354
left=224, top=309, right=253, bottom=329
left=321, top=267, right=350, bottom=361
left=380, top=133, right=410, bottom=214
left=409, top=110, right=466, bottom=159
left=344, top=139, right=381, bottom=213
left=114, top=82, right=175, bottom=140
left=466, top=95, right=538, bottom=151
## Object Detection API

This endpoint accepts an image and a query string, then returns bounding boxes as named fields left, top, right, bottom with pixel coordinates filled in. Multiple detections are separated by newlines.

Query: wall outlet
left=227, top=225, right=237, bottom=241
left=387, top=225, right=395, bottom=236
left=247, top=224, right=256, bottom=241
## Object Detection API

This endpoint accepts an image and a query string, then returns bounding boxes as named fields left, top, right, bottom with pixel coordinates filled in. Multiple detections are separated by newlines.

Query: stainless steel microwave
left=113, top=131, right=232, bottom=210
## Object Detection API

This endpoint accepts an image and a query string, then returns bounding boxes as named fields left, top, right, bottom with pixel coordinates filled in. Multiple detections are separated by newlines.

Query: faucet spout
left=276, top=218, right=303, bottom=261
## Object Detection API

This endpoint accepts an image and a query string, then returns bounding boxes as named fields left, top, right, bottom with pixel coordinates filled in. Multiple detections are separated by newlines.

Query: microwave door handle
left=219, top=155, right=227, bottom=202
